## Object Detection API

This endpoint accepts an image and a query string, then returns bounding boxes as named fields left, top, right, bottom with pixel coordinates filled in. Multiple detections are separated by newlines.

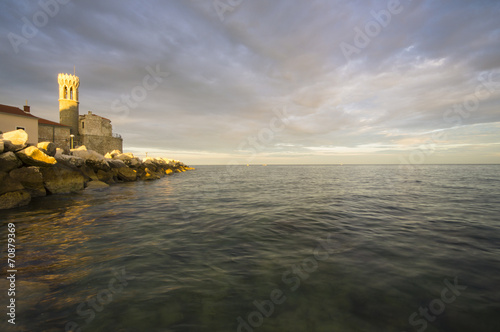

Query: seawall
left=0, top=129, right=194, bottom=210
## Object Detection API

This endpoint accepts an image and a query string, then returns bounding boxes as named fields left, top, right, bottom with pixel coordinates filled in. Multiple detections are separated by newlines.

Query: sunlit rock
left=37, top=142, right=57, bottom=157
left=16, top=146, right=57, bottom=167
left=1, top=129, right=28, bottom=152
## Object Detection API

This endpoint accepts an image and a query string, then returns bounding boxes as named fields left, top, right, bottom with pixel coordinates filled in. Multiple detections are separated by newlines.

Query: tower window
left=82, top=121, right=85, bottom=129
left=63, top=86, right=68, bottom=99
left=70, top=87, right=73, bottom=100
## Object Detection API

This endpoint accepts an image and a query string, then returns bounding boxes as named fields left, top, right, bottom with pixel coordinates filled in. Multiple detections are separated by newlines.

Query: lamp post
left=70, top=134, right=74, bottom=149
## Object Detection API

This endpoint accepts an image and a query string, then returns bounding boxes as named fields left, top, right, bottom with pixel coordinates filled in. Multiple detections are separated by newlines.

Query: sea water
left=1, top=165, right=499, bottom=332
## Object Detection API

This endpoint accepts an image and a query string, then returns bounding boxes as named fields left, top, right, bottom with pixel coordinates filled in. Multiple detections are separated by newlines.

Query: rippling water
left=1, top=165, right=499, bottom=332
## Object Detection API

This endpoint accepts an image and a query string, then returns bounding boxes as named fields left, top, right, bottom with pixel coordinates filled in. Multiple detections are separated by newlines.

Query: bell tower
left=58, top=73, right=80, bottom=135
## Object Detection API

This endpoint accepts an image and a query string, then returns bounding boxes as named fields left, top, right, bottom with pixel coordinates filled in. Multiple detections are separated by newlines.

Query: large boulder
left=40, top=164, right=85, bottom=194
left=104, top=150, right=121, bottom=159
left=0, top=140, right=4, bottom=153
left=1, top=129, right=28, bottom=152
left=71, top=148, right=110, bottom=170
left=9, top=167, right=46, bottom=197
left=140, top=168, right=162, bottom=181
left=0, top=151, right=23, bottom=172
left=0, top=190, right=31, bottom=210
left=54, top=149, right=85, bottom=168
left=37, top=142, right=57, bottom=157
left=16, top=146, right=57, bottom=167
left=97, top=169, right=114, bottom=183
left=107, top=159, right=127, bottom=169
left=0, top=172, right=24, bottom=195
left=114, top=167, right=137, bottom=182
left=85, top=180, right=110, bottom=190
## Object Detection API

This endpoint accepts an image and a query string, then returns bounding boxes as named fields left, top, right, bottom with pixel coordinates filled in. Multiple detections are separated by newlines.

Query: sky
left=0, top=0, right=499, bottom=165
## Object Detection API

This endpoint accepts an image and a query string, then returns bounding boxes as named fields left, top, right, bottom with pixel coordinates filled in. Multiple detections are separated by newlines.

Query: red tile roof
left=0, top=104, right=39, bottom=119
left=38, top=118, right=69, bottom=127
left=0, top=103, right=69, bottom=127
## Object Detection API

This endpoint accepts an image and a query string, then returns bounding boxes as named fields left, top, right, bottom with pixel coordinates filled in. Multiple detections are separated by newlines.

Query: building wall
left=38, top=124, right=71, bottom=151
left=0, top=113, right=38, bottom=144
left=59, top=99, right=79, bottom=135
left=80, top=135, right=123, bottom=155
left=79, top=112, right=112, bottom=137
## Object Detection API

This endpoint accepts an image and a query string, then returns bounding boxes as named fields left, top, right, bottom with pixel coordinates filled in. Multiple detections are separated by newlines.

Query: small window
left=16, top=126, right=25, bottom=130
left=82, top=121, right=85, bottom=129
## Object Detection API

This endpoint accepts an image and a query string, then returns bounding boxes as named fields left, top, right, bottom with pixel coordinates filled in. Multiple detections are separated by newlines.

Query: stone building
left=58, top=73, right=123, bottom=155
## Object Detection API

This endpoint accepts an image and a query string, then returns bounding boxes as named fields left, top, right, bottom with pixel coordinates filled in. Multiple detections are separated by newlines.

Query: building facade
left=0, top=104, right=40, bottom=145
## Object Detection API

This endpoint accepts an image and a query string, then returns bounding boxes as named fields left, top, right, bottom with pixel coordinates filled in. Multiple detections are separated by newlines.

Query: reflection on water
left=1, top=165, right=499, bottom=332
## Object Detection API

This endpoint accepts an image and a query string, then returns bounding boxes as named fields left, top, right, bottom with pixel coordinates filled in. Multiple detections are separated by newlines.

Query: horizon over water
left=1, top=164, right=499, bottom=331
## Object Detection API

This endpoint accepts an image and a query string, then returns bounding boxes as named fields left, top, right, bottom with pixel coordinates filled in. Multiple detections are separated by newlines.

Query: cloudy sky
left=1, top=0, right=499, bottom=164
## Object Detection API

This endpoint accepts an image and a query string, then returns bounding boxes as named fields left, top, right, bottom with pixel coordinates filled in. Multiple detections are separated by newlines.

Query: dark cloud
left=1, top=0, right=499, bottom=164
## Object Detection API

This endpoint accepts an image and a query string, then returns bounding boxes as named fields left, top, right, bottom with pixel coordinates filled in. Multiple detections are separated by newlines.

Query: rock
left=0, top=190, right=31, bottom=210
left=79, top=164, right=99, bottom=181
left=71, top=148, right=110, bottom=170
left=97, top=169, right=114, bottom=183
left=165, top=169, right=173, bottom=175
left=107, top=159, right=126, bottom=168
left=85, top=180, right=110, bottom=190
left=16, top=146, right=57, bottom=167
left=1, top=129, right=28, bottom=151
left=114, top=167, right=137, bottom=182
left=9, top=167, right=46, bottom=197
left=141, top=168, right=161, bottom=181
left=0, top=140, right=4, bottom=153
left=73, top=145, right=87, bottom=151
left=40, top=164, right=85, bottom=194
left=104, top=150, right=121, bottom=159
left=0, top=172, right=24, bottom=195
left=37, top=142, right=57, bottom=157
left=0, top=151, right=23, bottom=172
left=54, top=153, right=85, bottom=168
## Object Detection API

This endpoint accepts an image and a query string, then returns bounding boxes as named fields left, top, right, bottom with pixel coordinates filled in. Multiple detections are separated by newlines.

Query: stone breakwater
left=0, top=129, right=194, bottom=210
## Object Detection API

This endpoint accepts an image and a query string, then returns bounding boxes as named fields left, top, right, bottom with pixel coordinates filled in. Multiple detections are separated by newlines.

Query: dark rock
left=0, top=171, right=24, bottom=195
left=0, top=151, right=23, bottom=172
left=0, top=190, right=31, bottom=210
left=9, top=167, right=46, bottom=197
left=97, top=169, right=114, bottom=183
left=114, top=167, right=137, bottom=182
left=40, top=164, right=85, bottom=194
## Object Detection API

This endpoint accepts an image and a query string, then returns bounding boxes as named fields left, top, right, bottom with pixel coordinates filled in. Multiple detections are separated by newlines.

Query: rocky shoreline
left=0, top=129, right=194, bottom=210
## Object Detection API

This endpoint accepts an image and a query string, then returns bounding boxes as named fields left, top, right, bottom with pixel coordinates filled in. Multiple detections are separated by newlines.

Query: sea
left=1, top=165, right=499, bottom=332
